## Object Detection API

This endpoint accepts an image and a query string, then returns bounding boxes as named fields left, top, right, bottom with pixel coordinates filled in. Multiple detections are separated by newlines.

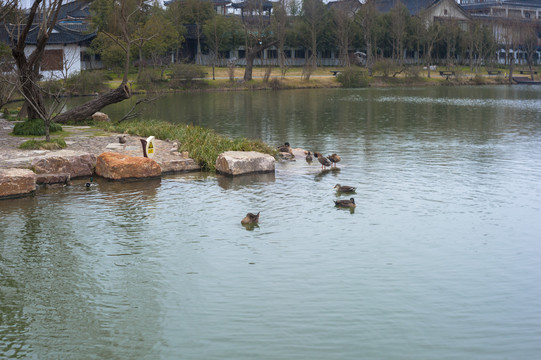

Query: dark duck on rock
left=327, top=154, right=341, bottom=167
left=277, top=142, right=291, bottom=153
left=314, top=152, right=331, bottom=169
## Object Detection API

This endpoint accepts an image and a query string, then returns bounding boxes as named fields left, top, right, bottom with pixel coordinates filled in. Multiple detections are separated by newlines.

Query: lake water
left=1, top=86, right=541, bottom=359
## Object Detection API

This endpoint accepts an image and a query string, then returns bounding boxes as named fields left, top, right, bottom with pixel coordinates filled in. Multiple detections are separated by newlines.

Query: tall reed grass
left=98, top=119, right=277, bottom=172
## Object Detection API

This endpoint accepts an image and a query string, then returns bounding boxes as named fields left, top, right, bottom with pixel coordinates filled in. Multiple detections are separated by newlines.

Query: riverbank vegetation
left=96, top=119, right=277, bottom=172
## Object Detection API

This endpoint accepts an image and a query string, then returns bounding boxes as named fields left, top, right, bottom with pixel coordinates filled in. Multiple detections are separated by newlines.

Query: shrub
left=12, top=118, right=62, bottom=136
left=65, top=71, right=106, bottom=95
left=137, top=68, right=163, bottom=91
left=41, top=79, right=64, bottom=96
left=373, top=59, right=395, bottom=78
left=170, top=64, right=207, bottom=89
left=337, top=68, right=369, bottom=88
left=405, top=66, right=422, bottom=79
left=20, top=138, right=66, bottom=150
left=472, top=73, right=486, bottom=85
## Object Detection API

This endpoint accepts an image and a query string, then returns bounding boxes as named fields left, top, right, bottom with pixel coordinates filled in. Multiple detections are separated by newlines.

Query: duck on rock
left=314, top=152, right=331, bottom=169
left=327, top=154, right=341, bottom=167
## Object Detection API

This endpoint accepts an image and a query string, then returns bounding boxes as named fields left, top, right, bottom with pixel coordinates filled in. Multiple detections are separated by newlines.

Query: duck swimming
left=334, top=198, right=356, bottom=208
left=314, top=152, right=331, bottom=169
left=306, top=151, right=313, bottom=162
left=327, top=154, right=341, bottom=167
left=334, top=184, right=356, bottom=193
left=241, top=212, right=260, bottom=225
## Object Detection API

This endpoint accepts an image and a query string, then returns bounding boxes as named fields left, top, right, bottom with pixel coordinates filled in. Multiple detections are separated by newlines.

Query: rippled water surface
left=2, top=86, right=541, bottom=359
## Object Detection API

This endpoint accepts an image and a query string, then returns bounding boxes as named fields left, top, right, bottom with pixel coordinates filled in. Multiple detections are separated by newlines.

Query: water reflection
left=217, top=172, right=275, bottom=190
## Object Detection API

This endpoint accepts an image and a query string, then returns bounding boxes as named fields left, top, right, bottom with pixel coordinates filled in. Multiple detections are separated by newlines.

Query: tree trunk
left=53, top=83, right=131, bottom=124
left=243, top=40, right=279, bottom=81
left=244, top=52, right=255, bottom=81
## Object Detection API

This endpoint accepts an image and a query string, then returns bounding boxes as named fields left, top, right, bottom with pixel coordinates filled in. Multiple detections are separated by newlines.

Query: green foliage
left=12, top=118, right=62, bottom=136
left=336, top=68, right=369, bottom=88
left=91, top=33, right=126, bottom=73
left=137, top=68, right=164, bottom=90
left=20, top=138, right=67, bottom=150
left=65, top=71, right=107, bottom=95
left=40, top=79, right=64, bottom=96
left=97, top=119, right=277, bottom=172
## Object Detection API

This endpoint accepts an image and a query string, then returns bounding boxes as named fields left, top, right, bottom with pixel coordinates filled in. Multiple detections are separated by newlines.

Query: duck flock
left=241, top=142, right=356, bottom=226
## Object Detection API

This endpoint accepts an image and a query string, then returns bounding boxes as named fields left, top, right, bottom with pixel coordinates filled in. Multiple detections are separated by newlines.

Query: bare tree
left=240, top=0, right=279, bottom=81
left=389, top=1, right=408, bottom=67
left=521, top=21, right=538, bottom=79
left=355, top=0, right=378, bottom=75
left=272, top=0, right=290, bottom=78
left=423, top=21, right=442, bottom=78
left=301, top=0, right=328, bottom=73
left=332, top=5, right=354, bottom=67
left=8, top=0, right=63, bottom=120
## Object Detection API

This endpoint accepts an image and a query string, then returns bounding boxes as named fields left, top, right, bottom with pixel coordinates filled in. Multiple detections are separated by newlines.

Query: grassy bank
left=96, top=119, right=277, bottom=172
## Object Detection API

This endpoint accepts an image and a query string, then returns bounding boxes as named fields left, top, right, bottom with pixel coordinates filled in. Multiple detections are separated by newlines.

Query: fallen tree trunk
left=53, top=83, right=131, bottom=124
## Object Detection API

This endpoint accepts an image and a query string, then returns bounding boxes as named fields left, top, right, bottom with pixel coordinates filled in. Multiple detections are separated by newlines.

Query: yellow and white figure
left=145, top=136, right=155, bottom=158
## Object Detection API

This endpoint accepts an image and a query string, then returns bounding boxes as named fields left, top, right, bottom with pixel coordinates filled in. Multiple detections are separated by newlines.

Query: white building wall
left=24, top=43, right=82, bottom=80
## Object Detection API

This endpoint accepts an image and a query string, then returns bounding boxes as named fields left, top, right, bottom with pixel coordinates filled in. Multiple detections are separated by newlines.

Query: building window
left=238, top=50, right=246, bottom=59
left=295, top=49, right=305, bottom=59
left=321, top=50, right=331, bottom=59
left=41, top=49, right=63, bottom=71
left=284, top=50, right=291, bottom=58
left=444, top=9, right=448, bottom=15
left=267, top=49, right=277, bottom=59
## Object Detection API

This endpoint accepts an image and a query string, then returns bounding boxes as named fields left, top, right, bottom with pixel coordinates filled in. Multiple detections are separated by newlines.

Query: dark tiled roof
left=231, top=0, right=275, bottom=10
left=165, top=0, right=231, bottom=6
left=327, top=0, right=362, bottom=12
left=462, top=0, right=541, bottom=10
left=1, top=23, right=96, bottom=45
left=374, top=0, right=440, bottom=15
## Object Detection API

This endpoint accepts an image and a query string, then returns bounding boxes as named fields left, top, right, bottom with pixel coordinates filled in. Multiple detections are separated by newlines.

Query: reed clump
left=98, top=119, right=277, bottom=172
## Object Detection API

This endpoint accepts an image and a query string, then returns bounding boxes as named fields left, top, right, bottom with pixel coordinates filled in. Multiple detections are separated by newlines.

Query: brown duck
left=306, top=151, right=313, bottom=162
left=241, top=212, right=260, bottom=225
left=314, top=152, right=331, bottom=169
left=277, top=142, right=292, bottom=153
left=334, top=198, right=356, bottom=208
left=334, top=184, right=356, bottom=193
left=327, top=154, right=341, bottom=167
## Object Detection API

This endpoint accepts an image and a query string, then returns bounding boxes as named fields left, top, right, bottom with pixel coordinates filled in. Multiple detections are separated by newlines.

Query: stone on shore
left=216, top=151, right=275, bottom=176
left=160, top=158, right=200, bottom=174
left=95, top=152, right=161, bottom=180
left=31, top=154, right=96, bottom=179
left=36, top=173, right=71, bottom=185
left=0, top=168, right=37, bottom=199
left=92, top=112, right=110, bottom=122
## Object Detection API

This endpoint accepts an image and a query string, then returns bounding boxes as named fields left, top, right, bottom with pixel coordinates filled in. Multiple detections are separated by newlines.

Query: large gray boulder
left=31, top=153, right=96, bottom=179
left=216, top=151, right=275, bottom=176
left=0, top=168, right=37, bottom=199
